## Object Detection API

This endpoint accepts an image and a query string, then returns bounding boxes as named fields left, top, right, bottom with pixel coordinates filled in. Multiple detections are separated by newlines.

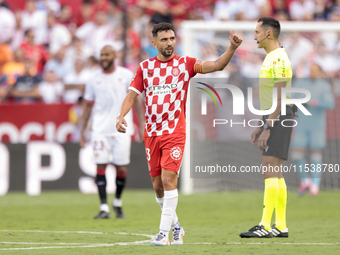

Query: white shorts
left=91, top=133, right=131, bottom=165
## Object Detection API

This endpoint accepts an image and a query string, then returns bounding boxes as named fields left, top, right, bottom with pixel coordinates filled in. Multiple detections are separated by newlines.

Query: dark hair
left=258, top=17, right=281, bottom=39
left=152, top=22, right=175, bottom=38
left=24, top=29, right=33, bottom=37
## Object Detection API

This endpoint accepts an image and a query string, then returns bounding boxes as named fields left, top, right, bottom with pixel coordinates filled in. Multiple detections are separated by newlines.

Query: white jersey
left=84, top=66, right=134, bottom=136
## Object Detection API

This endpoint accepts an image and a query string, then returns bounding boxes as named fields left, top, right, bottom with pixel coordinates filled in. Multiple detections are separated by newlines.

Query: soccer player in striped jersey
left=117, top=22, right=242, bottom=246
left=239, top=17, right=292, bottom=238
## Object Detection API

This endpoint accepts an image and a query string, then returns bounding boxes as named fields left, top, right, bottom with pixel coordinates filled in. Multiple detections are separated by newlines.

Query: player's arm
left=64, top=84, right=85, bottom=91
left=201, top=30, right=243, bottom=74
left=10, top=84, right=41, bottom=99
left=80, top=100, right=94, bottom=148
left=117, top=90, right=139, bottom=133
left=133, top=95, right=145, bottom=142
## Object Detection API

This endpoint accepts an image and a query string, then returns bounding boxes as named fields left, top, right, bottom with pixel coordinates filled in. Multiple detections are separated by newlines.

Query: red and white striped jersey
left=129, top=55, right=204, bottom=137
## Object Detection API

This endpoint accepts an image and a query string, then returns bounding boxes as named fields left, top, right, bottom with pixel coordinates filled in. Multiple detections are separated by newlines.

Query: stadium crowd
left=0, top=0, right=340, bottom=104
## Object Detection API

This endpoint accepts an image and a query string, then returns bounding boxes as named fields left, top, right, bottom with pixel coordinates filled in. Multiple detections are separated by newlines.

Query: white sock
left=159, top=189, right=178, bottom=237
left=100, top=203, right=109, bottom=213
left=113, top=198, right=122, bottom=207
left=156, top=194, right=179, bottom=228
left=155, top=195, right=163, bottom=210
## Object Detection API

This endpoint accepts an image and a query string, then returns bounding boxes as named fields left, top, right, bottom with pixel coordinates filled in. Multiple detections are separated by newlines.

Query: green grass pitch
left=0, top=190, right=339, bottom=254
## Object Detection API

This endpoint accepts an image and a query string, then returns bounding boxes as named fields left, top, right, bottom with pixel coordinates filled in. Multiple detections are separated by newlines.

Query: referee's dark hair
left=258, top=17, right=281, bottom=39
left=152, top=22, right=175, bottom=38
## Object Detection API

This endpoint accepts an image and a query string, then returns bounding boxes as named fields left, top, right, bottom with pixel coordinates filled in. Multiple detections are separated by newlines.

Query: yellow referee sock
left=275, top=178, right=287, bottom=230
left=260, top=178, right=279, bottom=230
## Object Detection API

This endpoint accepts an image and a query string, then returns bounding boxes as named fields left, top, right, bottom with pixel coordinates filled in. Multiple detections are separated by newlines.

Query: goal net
left=180, top=21, right=340, bottom=194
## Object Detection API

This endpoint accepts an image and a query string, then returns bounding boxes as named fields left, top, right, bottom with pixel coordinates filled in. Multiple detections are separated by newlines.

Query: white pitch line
left=1, top=242, right=92, bottom=245
left=1, top=230, right=339, bottom=251
left=0, top=230, right=106, bottom=234
left=0, top=240, right=151, bottom=251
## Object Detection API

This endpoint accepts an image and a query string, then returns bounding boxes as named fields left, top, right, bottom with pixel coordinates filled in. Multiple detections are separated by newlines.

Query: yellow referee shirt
left=259, top=47, right=292, bottom=110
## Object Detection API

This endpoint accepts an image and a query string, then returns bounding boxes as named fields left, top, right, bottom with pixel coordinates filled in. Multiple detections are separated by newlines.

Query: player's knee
left=291, top=150, right=304, bottom=161
left=115, top=165, right=127, bottom=174
left=97, top=164, right=107, bottom=170
left=161, top=175, right=177, bottom=190
left=153, top=185, right=164, bottom=197
left=310, top=152, right=322, bottom=162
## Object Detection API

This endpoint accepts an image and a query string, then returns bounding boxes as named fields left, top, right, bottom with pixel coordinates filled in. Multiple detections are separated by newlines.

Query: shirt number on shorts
left=94, top=141, right=104, bottom=151
left=146, top=148, right=151, bottom=161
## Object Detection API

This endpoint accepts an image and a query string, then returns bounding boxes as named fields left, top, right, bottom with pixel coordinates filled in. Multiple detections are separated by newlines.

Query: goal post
left=180, top=21, right=340, bottom=195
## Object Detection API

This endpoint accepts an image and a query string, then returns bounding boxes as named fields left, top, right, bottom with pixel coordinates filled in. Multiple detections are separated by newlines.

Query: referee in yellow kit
left=240, top=17, right=293, bottom=238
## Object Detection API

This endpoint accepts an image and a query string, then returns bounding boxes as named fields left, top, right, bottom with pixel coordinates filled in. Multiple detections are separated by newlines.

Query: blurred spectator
left=240, top=52, right=263, bottom=78
left=21, top=0, right=47, bottom=44
left=139, top=0, right=173, bottom=24
left=65, top=37, right=93, bottom=65
left=201, top=1, right=216, bottom=21
left=0, top=69, right=8, bottom=103
left=20, top=29, right=48, bottom=74
left=258, top=0, right=273, bottom=18
left=272, top=0, right=290, bottom=20
left=214, top=0, right=243, bottom=21
left=38, top=70, right=63, bottom=103
left=242, top=0, right=268, bottom=21
left=0, top=0, right=9, bottom=9
left=44, top=46, right=73, bottom=79
left=289, top=0, right=315, bottom=21
left=142, top=23, right=158, bottom=58
left=314, top=0, right=328, bottom=20
left=58, top=5, right=77, bottom=32
left=10, top=11, right=25, bottom=51
left=84, top=56, right=100, bottom=77
left=91, top=0, right=110, bottom=18
left=75, top=11, right=113, bottom=53
left=10, top=60, right=41, bottom=103
left=130, top=6, right=150, bottom=38
left=2, top=48, right=25, bottom=85
left=0, top=42, right=13, bottom=66
left=63, top=59, right=91, bottom=103
left=36, top=0, right=61, bottom=14
left=107, top=1, right=122, bottom=28
left=315, top=43, right=339, bottom=77
left=275, top=10, right=290, bottom=21
left=46, top=12, right=72, bottom=55
left=281, top=32, right=314, bottom=70
left=0, top=5, right=15, bottom=43
left=76, top=0, right=93, bottom=27
left=114, top=20, right=141, bottom=70
left=329, top=6, right=340, bottom=21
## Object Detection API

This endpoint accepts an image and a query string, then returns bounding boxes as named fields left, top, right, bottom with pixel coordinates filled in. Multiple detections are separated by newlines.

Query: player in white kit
left=80, top=44, right=143, bottom=219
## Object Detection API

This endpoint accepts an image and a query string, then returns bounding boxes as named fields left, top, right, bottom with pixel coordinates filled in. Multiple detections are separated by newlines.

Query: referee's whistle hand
left=257, top=130, right=270, bottom=150
left=116, top=117, right=127, bottom=133
left=251, top=127, right=262, bottom=145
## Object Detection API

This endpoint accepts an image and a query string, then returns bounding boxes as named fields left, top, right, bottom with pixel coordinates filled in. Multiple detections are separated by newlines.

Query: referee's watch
left=263, top=123, right=273, bottom=131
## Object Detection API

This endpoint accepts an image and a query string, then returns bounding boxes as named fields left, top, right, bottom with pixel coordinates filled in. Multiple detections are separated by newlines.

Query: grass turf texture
left=0, top=190, right=339, bottom=254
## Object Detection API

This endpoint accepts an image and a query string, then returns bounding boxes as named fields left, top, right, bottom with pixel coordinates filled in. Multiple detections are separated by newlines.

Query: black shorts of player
left=262, top=105, right=294, bottom=160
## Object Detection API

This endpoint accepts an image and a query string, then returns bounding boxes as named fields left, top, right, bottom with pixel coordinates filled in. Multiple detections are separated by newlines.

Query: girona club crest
left=170, top=147, right=182, bottom=160
left=171, top=67, right=180, bottom=77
